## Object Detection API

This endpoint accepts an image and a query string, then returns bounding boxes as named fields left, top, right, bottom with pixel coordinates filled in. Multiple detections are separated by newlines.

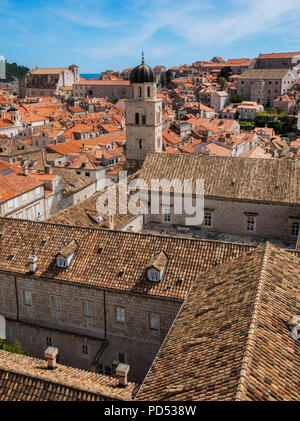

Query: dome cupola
left=130, top=53, right=155, bottom=84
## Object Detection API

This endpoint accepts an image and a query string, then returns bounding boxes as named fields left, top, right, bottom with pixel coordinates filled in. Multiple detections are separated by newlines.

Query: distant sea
left=80, top=73, right=101, bottom=80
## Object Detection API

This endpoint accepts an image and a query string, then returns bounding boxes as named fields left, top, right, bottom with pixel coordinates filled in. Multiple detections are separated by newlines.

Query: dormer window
left=148, top=270, right=159, bottom=281
left=56, top=240, right=79, bottom=269
left=57, top=257, right=67, bottom=268
left=146, top=251, right=169, bottom=282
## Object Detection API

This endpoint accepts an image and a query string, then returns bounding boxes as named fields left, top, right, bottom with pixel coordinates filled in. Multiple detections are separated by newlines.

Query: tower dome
left=8, top=106, right=18, bottom=112
left=130, top=53, right=155, bottom=84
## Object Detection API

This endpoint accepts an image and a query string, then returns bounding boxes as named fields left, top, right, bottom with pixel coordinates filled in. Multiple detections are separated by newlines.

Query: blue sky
left=1, top=0, right=300, bottom=73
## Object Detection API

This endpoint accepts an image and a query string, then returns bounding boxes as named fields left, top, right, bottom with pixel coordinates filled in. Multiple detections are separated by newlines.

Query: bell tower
left=126, top=53, right=163, bottom=161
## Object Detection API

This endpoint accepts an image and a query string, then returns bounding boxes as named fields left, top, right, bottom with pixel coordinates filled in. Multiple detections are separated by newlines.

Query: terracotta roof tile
left=0, top=350, right=138, bottom=401
left=136, top=243, right=300, bottom=401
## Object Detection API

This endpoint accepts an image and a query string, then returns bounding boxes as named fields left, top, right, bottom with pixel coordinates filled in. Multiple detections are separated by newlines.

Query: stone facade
left=237, top=69, right=296, bottom=108
left=143, top=192, right=300, bottom=244
left=0, top=273, right=181, bottom=383
left=20, top=66, right=80, bottom=98
left=126, top=81, right=163, bottom=160
left=73, top=80, right=131, bottom=99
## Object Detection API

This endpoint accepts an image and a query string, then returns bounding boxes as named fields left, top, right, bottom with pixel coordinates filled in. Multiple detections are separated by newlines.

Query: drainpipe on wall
left=14, top=275, right=20, bottom=322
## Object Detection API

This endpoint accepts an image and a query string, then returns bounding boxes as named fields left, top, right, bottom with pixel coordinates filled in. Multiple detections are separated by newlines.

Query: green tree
left=165, top=69, right=173, bottom=87
left=0, top=338, right=26, bottom=355
left=1, top=62, right=29, bottom=82
left=218, top=66, right=233, bottom=81
left=230, top=94, right=245, bottom=103
left=234, top=110, right=240, bottom=120
left=218, top=77, right=227, bottom=89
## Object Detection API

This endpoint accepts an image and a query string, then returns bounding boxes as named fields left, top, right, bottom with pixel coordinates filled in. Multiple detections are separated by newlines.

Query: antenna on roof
left=142, top=51, right=145, bottom=65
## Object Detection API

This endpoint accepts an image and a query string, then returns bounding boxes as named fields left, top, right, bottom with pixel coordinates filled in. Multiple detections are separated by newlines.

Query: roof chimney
left=115, top=363, right=130, bottom=387
left=28, top=255, right=37, bottom=273
left=44, top=347, right=59, bottom=369
left=45, top=165, right=53, bottom=174
left=22, top=164, right=29, bottom=176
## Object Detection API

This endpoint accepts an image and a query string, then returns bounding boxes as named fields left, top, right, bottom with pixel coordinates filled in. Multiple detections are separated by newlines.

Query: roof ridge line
left=234, top=242, right=272, bottom=401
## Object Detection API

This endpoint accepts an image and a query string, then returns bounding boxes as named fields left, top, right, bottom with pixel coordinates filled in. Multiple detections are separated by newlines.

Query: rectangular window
left=23, top=290, right=32, bottom=306
left=104, top=365, right=112, bottom=376
left=204, top=212, right=212, bottom=227
left=118, top=353, right=125, bottom=364
left=82, top=301, right=92, bottom=318
left=115, top=307, right=125, bottom=325
left=27, top=208, right=33, bottom=220
left=291, top=222, right=300, bottom=237
left=82, top=344, right=88, bottom=355
left=10, top=328, right=18, bottom=341
left=22, top=193, right=27, bottom=202
left=246, top=216, right=255, bottom=232
left=35, top=187, right=41, bottom=195
left=46, top=337, right=52, bottom=347
left=0, top=287, right=3, bottom=301
left=149, top=313, right=160, bottom=331
left=148, top=270, right=159, bottom=281
left=51, top=296, right=61, bottom=313
left=7, top=199, right=15, bottom=209
left=164, top=208, right=171, bottom=222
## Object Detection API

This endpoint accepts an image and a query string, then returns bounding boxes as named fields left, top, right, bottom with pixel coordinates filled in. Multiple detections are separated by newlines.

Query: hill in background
left=1, top=62, right=29, bottom=82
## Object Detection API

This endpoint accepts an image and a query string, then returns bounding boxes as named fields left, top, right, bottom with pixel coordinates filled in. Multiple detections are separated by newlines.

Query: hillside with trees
left=1, top=62, right=29, bottom=82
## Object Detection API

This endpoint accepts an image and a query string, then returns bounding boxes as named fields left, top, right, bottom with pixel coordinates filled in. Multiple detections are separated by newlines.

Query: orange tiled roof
left=0, top=218, right=255, bottom=301
left=0, top=350, right=138, bottom=401
left=136, top=243, right=300, bottom=401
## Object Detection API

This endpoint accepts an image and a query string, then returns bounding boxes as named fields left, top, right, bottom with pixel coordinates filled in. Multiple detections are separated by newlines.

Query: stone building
left=254, top=52, right=300, bottom=70
left=237, top=68, right=296, bottom=108
left=0, top=163, right=46, bottom=221
left=0, top=218, right=253, bottom=383
left=137, top=153, right=300, bottom=245
left=73, top=80, right=131, bottom=99
left=125, top=55, right=163, bottom=160
left=20, top=65, right=80, bottom=98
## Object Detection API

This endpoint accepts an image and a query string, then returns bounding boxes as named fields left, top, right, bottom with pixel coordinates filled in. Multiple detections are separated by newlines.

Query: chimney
left=115, top=363, right=130, bottom=387
left=44, top=347, right=59, bottom=369
left=45, top=165, right=53, bottom=174
left=28, top=255, right=37, bottom=273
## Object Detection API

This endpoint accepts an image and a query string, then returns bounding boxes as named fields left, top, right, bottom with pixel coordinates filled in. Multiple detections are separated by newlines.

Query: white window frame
left=35, top=187, right=41, bottom=196
left=51, top=295, right=61, bottom=313
left=163, top=207, right=171, bottom=223
left=291, top=221, right=300, bottom=237
left=82, top=301, right=92, bottom=318
left=148, top=270, right=159, bottom=282
left=149, top=313, right=160, bottom=331
left=115, top=307, right=125, bottom=325
left=57, top=257, right=67, bottom=268
left=246, top=216, right=256, bottom=232
left=21, top=193, right=27, bottom=202
left=23, top=290, right=32, bottom=306
left=204, top=212, right=212, bottom=227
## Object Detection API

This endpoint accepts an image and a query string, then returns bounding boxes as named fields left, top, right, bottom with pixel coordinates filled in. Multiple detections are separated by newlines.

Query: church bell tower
left=125, top=53, right=163, bottom=160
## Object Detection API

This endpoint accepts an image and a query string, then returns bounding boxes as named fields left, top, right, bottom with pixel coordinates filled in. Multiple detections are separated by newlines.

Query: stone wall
left=0, top=273, right=181, bottom=383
